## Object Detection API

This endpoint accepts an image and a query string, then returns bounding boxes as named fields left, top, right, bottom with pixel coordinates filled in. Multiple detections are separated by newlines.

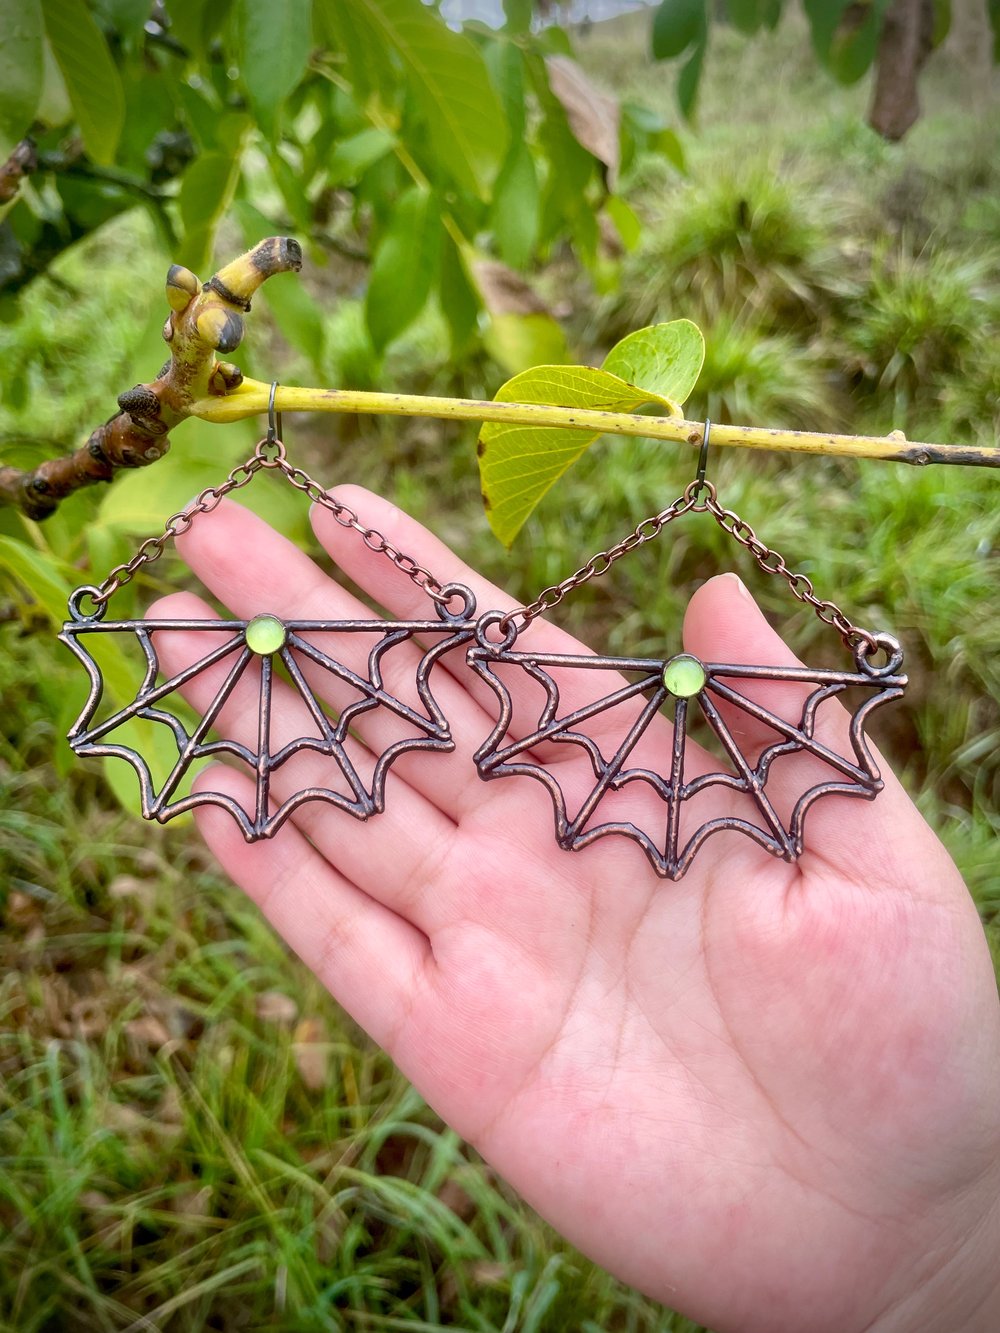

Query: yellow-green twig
left=190, top=377, right=1000, bottom=469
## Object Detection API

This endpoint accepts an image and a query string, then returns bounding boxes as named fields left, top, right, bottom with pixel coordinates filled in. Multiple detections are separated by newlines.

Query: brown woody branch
left=0, top=237, right=302, bottom=519
left=0, top=138, right=38, bottom=204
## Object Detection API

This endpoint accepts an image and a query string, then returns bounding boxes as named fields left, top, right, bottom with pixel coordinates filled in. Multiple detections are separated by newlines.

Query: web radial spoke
left=697, top=692, right=793, bottom=855
left=279, top=647, right=389, bottom=806
left=706, top=677, right=870, bottom=784
left=83, top=633, right=246, bottom=744
left=290, top=634, right=430, bottom=730
left=152, top=647, right=253, bottom=813
left=494, top=673, right=657, bottom=764
left=280, top=647, right=337, bottom=742
left=255, top=652, right=273, bottom=831
left=567, top=687, right=666, bottom=840
left=665, top=696, right=689, bottom=867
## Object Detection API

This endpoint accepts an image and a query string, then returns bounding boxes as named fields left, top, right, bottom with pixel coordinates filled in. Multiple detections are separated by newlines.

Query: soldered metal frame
left=61, top=585, right=478, bottom=842
left=469, top=626, right=906, bottom=881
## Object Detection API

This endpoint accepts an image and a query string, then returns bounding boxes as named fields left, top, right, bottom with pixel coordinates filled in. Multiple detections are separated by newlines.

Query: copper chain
left=86, top=437, right=451, bottom=612
left=86, top=434, right=875, bottom=653
left=504, top=479, right=878, bottom=654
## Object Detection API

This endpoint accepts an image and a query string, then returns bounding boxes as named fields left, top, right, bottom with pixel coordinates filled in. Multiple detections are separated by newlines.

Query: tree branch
left=189, top=379, right=1000, bottom=470
left=0, top=138, right=38, bottom=205
left=1, top=232, right=997, bottom=525
left=0, top=237, right=302, bottom=518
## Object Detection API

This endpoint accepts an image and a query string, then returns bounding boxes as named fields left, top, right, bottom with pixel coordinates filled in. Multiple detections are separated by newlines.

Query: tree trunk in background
left=868, top=0, right=936, bottom=140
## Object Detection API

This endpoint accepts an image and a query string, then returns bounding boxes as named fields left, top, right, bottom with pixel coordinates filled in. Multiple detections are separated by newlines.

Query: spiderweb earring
left=60, top=385, right=477, bottom=841
left=469, top=422, right=906, bottom=880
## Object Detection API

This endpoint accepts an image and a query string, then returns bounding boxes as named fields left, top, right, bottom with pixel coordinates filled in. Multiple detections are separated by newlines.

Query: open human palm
left=150, top=489, right=1000, bottom=1333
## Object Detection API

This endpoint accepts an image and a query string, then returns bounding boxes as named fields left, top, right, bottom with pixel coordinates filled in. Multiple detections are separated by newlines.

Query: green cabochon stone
left=246, top=614, right=287, bottom=655
left=662, top=653, right=706, bottom=698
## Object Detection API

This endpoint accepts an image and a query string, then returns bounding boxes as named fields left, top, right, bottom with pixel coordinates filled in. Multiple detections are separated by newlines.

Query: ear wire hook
left=257, top=381, right=286, bottom=465
left=267, top=380, right=283, bottom=443
left=696, top=418, right=711, bottom=488
left=685, top=418, right=714, bottom=505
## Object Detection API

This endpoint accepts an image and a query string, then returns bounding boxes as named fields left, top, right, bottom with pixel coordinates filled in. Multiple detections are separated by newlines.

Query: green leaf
left=328, top=127, right=395, bottom=184
left=177, top=146, right=245, bottom=273
left=483, top=312, right=568, bottom=377
left=439, top=236, right=481, bottom=357
left=802, top=0, right=853, bottom=60
left=652, top=0, right=706, bottom=60
left=0, top=534, right=74, bottom=624
left=477, top=364, right=683, bottom=547
left=314, top=0, right=385, bottom=100
left=237, top=0, right=312, bottom=136
left=828, top=0, right=889, bottom=83
left=602, top=320, right=704, bottom=407
left=36, top=35, right=71, bottom=127
left=651, top=126, right=686, bottom=171
left=990, top=0, right=1000, bottom=60
left=725, top=0, right=762, bottom=32
left=321, top=0, right=508, bottom=198
left=930, top=0, right=951, bottom=47
left=0, top=0, right=44, bottom=149
left=491, top=143, right=540, bottom=270
left=92, top=0, right=150, bottom=40
left=759, top=0, right=783, bottom=26
left=677, top=33, right=707, bottom=117
left=483, top=37, right=525, bottom=141
left=365, top=186, right=443, bottom=352
left=605, top=196, right=642, bottom=251
left=41, top=0, right=125, bottom=164
left=503, top=0, right=532, bottom=32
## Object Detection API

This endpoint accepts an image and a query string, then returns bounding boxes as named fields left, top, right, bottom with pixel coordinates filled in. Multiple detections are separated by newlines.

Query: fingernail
left=720, top=571, right=753, bottom=601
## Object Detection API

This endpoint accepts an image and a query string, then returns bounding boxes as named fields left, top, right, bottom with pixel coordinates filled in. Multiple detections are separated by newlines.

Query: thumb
left=679, top=573, right=919, bottom=879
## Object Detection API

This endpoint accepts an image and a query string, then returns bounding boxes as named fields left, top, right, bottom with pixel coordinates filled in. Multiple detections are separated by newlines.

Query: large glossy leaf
left=492, top=143, right=540, bottom=270
left=237, top=0, right=313, bottom=136
left=365, top=187, right=443, bottom=351
left=0, top=0, right=43, bottom=149
left=323, top=0, right=508, bottom=198
left=40, top=0, right=125, bottom=164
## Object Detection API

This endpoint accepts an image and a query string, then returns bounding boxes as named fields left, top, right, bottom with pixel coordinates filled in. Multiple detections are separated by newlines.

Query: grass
left=1, top=7, right=999, bottom=1329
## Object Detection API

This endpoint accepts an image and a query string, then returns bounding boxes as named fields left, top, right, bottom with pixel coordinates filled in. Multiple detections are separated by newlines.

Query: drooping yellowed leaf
left=477, top=319, right=705, bottom=545
left=478, top=365, right=679, bottom=547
